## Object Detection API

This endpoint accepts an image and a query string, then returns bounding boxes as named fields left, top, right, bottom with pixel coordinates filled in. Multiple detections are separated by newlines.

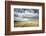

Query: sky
left=14, top=8, right=39, bottom=17
left=14, top=8, right=39, bottom=13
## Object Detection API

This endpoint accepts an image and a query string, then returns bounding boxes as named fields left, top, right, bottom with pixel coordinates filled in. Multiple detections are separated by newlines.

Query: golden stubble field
left=14, top=19, right=39, bottom=27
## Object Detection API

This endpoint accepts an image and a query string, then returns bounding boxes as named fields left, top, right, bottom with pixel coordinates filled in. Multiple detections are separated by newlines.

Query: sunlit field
left=14, top=19, right=39, bottom=27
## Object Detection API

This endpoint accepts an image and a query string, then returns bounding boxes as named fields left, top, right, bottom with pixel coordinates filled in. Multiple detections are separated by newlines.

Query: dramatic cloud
left=14, top=8, right=39, bottom=17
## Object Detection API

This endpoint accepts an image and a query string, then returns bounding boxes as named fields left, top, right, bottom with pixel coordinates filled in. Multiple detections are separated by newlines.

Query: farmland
left=14, top=19, right=39, bottom=27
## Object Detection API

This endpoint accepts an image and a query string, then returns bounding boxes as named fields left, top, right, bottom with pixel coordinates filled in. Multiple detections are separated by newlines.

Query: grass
left=14, top=19, right=39, bottom=27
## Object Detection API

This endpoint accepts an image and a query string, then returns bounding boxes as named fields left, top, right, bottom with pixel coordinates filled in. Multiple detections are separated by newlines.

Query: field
left=14, top=19, right=39, bottom=27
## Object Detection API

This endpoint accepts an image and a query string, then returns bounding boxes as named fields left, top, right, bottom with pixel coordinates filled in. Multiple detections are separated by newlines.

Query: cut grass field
left=14, top=20, right=39, bottom=27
